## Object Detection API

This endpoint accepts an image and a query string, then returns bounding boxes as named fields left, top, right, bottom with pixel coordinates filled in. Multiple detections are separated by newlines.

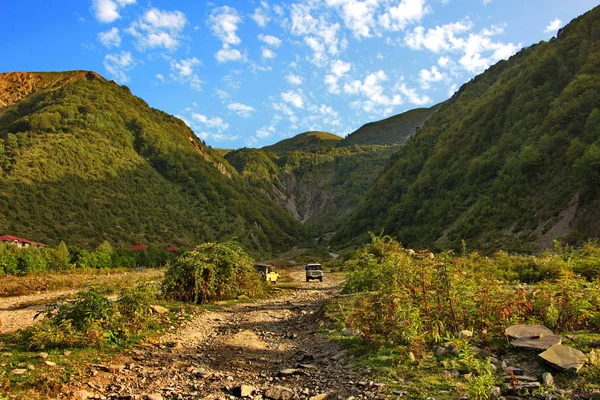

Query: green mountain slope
left=334, top=6, right=600, bottom=252
left=262, top=131, right=342, bottom=154
left=0, top=72, right=303, bottom=252
left=339, top=105, right=440, bottom=147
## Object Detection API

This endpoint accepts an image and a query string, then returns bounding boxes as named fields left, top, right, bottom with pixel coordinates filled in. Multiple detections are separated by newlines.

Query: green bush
left=162, top=241, right=265, bottom=303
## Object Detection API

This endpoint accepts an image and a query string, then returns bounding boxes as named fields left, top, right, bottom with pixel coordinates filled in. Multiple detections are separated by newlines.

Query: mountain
left=338, top=105, right=440, bottom=147
left=262, top=131, right=342, bottom=154
left=334, top=6, right=600, bottom=252
left=0, top=72, right=303, bottom=252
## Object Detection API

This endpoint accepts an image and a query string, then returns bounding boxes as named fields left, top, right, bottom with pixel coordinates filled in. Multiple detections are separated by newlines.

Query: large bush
left=162, top=241, right=265, bottom=303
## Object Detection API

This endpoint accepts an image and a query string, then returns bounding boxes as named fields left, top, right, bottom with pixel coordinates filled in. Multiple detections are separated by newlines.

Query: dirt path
left=0, top=290, right=76, bottom=333
left=63, top=268, right=384, bottom=400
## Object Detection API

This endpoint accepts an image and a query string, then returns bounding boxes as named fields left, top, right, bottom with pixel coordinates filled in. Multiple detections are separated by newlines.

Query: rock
left=278, top=368, right=300, bottom=376
left=45, top=361, right=57, bottom=367
left=538, top=344, right=586, bottom=373
left=191, top=368, right=211, bottom=378
left=309, top=393, right=331, bottom=400
left=264, top=386, right=295, bottom=400
left=342, top=328, right=359, bottom=336
left=63, top=350, right=72, bottom=356
left=237, top=295, right=250, bottom=300
left=11, top=368, right=27, bottom=375
left=236, top=385, right=256, bottom=397
left=72, top=390, right=95, bottom=400
left=147, top=394, right=163, bottom=400
left=107, top=364, right=124, bottom=374
left=459, top=330, right=473, bottom=339
left=511, top=335, right=562, bottom=351
left=516, top=382, right=541, bottom=390
left=542, top=372, right=554, bottom=387
left=503, top=375, right=538, bottom=383
left=435, top=346, right=448, bottom=357
left=407, top=351, right=416, bottom=364
left=491, top=386, right=502, bottom=398
left=331, top=352, right=345, bottom=361
left=38, top=352, right=49, bottom=359
left=2, top=352, right=13, bottom=357
left=505, top=324, right=555, bottom=339
left=149, top=305, right=169, bottom=314
left=298, top=363, right=318, bottom=370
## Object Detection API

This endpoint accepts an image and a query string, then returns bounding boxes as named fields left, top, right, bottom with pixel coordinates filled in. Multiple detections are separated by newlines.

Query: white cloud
left=98, top=27, right=121, bottom=48
left=262, top=48, right=276, bottom=59
left=92, top=0, right=135, bottom=23
left=209, top=6, right=242, bottom=46
left=325, top=59, right=352, bottom=94
left=482, top=0, right=492, bottom=4
left=286, top=74, right=303, bottom=85
left=126, top=7, right=187, bottom=50
left=216, top=48, right=244, bottom=63
left=273, top=102, right=298, bottom=125
left=228, top=102, right=255, bottom=117
left=344, top=70, right=403, bottom=114
left=170, top=57, right=202, bottom=90
left=325, top=0, right=379, bottom=38
left=418, top=65, right=444, bottom=89
left=397, top=83, right=431, bottom=105
left=438, top=55, right=453, bottom=68
left=379, top=0, right=430, bottom=31
left=281, top=89, right=305, bottom=108
left=252, top=2, right=271, bottom=27
left=103, top=51, right=135, bottom=82
left=192, top=113, right=229, bottom=132
left=258, top=34, right=282, bottom=47
left=156, top=73, right=165, bottom=82
left=406, top=20, right=521, bottom=74
left=215, top=89, right=230, bottom=100
left=544, top=18, right=562, bottom=33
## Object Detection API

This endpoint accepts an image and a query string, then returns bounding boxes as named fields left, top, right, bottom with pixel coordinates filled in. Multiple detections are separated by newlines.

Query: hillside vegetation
left=261, top=131, right=342, bottom=154
left=339, top=105, right=440, bottom=147
left=0, top=73, right=302, bottom=252
left=335, top=6, right=600, bottom=252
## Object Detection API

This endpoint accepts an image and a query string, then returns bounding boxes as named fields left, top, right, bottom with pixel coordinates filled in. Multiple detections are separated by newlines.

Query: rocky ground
left=0, top=290, right=76, bottom=333
left=61, top=268, right=384, bottom=400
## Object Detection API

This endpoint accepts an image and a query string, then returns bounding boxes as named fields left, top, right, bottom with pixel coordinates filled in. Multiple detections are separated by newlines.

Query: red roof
left=166, top=245, right=180, bottom=252
left=0, top=234, right=45, bottom=246
left=128, top=243, right=148, bottom=251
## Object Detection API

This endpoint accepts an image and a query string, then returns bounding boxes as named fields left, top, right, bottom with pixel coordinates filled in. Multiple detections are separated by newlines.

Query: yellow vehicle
left=254, top=264, right=279, bottom=284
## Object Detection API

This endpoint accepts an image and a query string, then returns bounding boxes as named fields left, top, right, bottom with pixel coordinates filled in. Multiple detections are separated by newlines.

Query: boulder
left=538, top=344, right=586, bottom=373
left=149, top=305, right=169, bottom=314
left=505, top=324, right=555, bottom=339
left=542, top=372, right=554, bottom=387
left=510, top=335, right=562, bottom=351
left=264, top=386, right=295, bottom=400
left=236, top=385, right=256, bottom=397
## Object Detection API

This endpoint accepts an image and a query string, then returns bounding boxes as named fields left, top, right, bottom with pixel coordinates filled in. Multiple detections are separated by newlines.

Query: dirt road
left=63, top=267, right=385, bottom=400
left=0, top=290, right=76, bottom=333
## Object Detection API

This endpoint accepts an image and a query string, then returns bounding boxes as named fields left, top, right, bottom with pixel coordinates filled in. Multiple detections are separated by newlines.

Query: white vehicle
left=305, top=263, right=323, bottom=282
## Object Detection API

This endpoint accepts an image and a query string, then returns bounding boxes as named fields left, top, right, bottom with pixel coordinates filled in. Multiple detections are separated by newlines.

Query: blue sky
left=0, top=0, right=598, bottom=149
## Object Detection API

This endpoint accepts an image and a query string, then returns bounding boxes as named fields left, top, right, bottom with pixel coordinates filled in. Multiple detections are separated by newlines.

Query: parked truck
left=305, top=263, right=323, bottom=282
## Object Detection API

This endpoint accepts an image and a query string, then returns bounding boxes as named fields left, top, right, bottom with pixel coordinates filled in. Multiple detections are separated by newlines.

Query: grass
left=0, top=268, right=164, bottom=297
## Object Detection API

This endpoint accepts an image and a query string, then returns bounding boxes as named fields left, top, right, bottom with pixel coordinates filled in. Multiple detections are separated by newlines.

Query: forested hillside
left=0, top=73, right=303, bottom=252
left=261, top=131, right=342, bottom=154
left=334, top=6, right=600, bottom=252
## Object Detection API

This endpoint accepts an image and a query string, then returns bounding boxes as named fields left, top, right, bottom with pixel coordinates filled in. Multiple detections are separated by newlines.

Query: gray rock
left=505, top=324, right=555, bottom=339
left=503, top=375, right=538, bottom=383
left=491, top=386, right=502, bottom=398
left=511, top=335, right=562, bottom=351
left=538, top=344, right=586, bottom=373
left=147, top=394, right=163, bottom=400
left=503, top=367, right=524, bottom=375
left=11, top=368, right=27, bottom=375
left=277, top=368, right=300, bottom=376
left=264, top=386, right=295, bottom=400
left=236, top=385, right=256, bottom=397
left=542, top=372, right=554, bottom=387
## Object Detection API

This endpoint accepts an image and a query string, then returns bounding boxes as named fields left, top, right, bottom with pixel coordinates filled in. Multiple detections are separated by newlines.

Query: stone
left=503, top=367, right=524, bottom=375
left=107, top=364, right=124, bottom=374
left=72, top=390, right=95, bottom=400
left=459, top=330, right=473, bottom=339
left=542, top=372, right=554, bottom=387
left=516, top=382, right=541, bottom=390
left=278, top=368, right=300, bottom=376
left=298, top=363, right=318, bottom=370
left=63, top=350, right=72, bottom=356
left=11, top=368, right=27, bottom=375
left=511, top=335, right=562, bottom=351
left=538, top=344, right=586, bottom=373
left=503, top=375, right=538, bottom=383
left=45, top=361, right=57, bottom=367
left=236, top=385, right=256, bottom=397
left=309, top=393, right=331, bottom=400
left=264, top=386, right=295, bottom=400
left=505, top=324, right=555, bottom=339
left=147, top=394, right=163, bottom=400
left=490, top=386, right=502, bottom=398
left=149, top=305, right=169, bottom=314
left=237, top=295, right=250, bottom=300
left=38, top=352, right=48, bottom=359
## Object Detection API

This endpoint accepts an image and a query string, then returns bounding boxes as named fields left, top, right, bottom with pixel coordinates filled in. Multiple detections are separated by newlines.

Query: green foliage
left=261, top=131, right=342, bottom=154
left=0, top=73, right=302, bottom=253
left=162, top=241, right=266, bottom=304
left=334, top=7, right=600, bottom=252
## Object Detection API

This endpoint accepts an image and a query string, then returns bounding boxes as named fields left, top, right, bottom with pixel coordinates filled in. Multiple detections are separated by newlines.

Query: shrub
left=162, top=241, right=265, bottom=303
left=117, top=283, right=156, bottom=329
